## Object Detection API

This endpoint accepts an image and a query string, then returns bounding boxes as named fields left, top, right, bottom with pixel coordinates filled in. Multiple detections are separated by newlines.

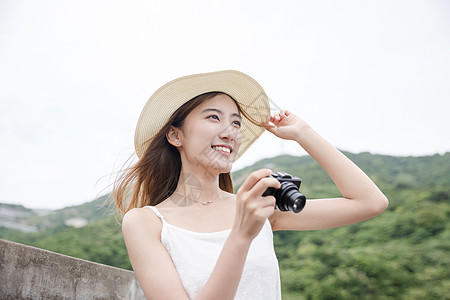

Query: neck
left=171, top=167, right=223, bottom=206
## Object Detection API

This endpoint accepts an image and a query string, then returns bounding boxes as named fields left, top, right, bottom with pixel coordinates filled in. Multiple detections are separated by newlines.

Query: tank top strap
left=145, top=206, right=166, bottom=221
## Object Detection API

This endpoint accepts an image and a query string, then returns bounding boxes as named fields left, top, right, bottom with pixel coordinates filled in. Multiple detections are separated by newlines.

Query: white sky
left=1, top=0, right=449, bottom=209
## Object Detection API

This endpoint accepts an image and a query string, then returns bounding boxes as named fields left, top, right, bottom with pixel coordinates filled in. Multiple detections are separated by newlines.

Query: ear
left=166, top=126, right=182, bottom=147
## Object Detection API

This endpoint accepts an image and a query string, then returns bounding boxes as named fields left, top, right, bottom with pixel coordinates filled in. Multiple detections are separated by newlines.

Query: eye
left=232, top=120, right=241, bottom=127
left=207, top=115, right=220, bottom=121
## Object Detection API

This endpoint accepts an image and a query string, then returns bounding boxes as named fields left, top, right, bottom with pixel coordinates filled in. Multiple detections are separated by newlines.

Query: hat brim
left=134, top=70, right=270, bottom=161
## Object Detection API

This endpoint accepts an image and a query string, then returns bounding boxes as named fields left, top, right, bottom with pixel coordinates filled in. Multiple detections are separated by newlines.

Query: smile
left=211, top=145, right=232, bottom=154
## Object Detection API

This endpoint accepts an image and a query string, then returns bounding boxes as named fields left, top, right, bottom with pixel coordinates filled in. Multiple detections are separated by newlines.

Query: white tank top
left=146, top=206, right=281, bottom=299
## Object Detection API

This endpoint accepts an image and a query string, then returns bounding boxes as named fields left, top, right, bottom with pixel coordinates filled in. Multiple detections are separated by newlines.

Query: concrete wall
left=0, top=239, right=146, bottom=300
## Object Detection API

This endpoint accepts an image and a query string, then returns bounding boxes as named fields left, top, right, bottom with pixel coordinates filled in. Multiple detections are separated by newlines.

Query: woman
left=114, top=70, right=388, bottom=299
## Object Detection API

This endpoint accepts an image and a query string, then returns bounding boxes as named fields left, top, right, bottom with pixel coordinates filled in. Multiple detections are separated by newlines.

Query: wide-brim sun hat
left=134, top=70, right=271, bottom=160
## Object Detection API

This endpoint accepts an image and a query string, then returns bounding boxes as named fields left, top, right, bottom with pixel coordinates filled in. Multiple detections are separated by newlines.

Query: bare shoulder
left=121, top=207, right=190, bottom=299
left=122, top=207, right=162, bottom=240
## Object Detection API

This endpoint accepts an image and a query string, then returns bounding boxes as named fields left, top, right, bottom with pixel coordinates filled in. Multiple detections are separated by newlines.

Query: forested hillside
left=1, top=152, right=449, bottom=299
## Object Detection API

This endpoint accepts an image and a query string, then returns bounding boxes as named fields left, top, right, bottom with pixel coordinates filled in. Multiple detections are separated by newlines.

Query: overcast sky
left=1, top=0, right=449, bottom=210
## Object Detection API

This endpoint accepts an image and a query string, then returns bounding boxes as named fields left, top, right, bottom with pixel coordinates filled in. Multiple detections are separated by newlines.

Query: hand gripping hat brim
left=134, top=70, right=270, bottom=160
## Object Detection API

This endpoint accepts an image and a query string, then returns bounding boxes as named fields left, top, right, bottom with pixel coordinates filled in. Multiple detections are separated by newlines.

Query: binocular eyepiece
left=262, top=171, right=306, bottom=213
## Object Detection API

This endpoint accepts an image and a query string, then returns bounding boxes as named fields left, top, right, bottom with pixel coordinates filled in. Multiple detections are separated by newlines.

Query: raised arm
left=264, top=110, right=389, bottom=231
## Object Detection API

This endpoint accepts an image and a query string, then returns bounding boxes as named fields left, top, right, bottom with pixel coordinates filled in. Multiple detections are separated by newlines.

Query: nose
left=219, top=124, right=240, bottom=142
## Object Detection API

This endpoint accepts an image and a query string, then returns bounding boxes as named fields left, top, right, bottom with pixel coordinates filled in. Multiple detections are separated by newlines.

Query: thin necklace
left=180, top=172, right=222, bottom=206
left=183, top=182, right=219, bottom=205
left=191, top=190, right=219, bottom=205
left=196, top=199, right=213, bottom=205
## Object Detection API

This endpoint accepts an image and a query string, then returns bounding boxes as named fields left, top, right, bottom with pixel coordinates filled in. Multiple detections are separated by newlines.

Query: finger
left=255, top=196, right=277, bottom=219
left=270, top=112, right=280, bottom=121
left=274, top=113, right=281, bottom=122
left=265, top=127, right=279, bottom=137
left=240, top=195, right=276, bottom=222
left=250, top=177, right=281, bottom=197
left=271, top=110, right=289, bottom=123
left=262, top=122, right=277, bottom=133
left=241, top=194, right=275, bottom=212
left=264, top=126, right=277, bottom=135
left=260, top=207, right=276, bottom=219
left=238, top=169, right=273, bottom=192
left=259, top=194, right=276, bottom=208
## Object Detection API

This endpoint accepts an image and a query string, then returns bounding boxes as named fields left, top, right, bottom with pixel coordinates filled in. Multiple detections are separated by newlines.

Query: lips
left=211, top=144, right=233, bottom=154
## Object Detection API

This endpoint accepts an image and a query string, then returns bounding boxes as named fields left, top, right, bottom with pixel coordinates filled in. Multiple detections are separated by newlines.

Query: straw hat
left=134, top=70, right=270, bottom=160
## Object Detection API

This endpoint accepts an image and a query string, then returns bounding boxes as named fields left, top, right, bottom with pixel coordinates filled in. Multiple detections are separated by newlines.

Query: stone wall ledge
left=0, top=239, right=145, bottom=300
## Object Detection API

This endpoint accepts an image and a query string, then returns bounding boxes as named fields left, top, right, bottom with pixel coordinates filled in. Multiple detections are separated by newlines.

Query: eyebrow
left=201, top=108, right=242, bottom=120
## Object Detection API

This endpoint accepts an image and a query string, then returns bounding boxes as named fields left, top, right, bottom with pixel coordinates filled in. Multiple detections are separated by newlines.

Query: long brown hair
left=113, top=92, right=244, bottom=216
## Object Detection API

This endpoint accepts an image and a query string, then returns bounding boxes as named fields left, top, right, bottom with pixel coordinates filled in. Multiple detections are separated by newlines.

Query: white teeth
left=212, top=146, right=231, bottom=154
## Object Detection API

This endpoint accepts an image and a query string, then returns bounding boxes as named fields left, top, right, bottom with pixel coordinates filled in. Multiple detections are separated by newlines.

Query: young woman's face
left=177, top=94, right=243, bottom=175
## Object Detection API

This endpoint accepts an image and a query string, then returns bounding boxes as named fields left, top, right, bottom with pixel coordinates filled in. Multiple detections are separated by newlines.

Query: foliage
left=1, top=215, right=131, bottom=270
left=1, top=152, right=449, bottom=298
